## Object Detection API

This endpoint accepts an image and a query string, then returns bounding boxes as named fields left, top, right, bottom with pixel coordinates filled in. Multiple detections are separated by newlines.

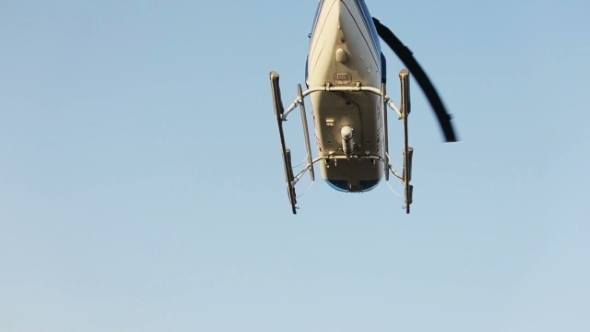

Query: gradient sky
left=1, top=0, right=589, bottom=331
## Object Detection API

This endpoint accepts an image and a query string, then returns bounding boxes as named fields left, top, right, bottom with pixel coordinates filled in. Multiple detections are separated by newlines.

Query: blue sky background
left=1, top=0, right=589, bottom=331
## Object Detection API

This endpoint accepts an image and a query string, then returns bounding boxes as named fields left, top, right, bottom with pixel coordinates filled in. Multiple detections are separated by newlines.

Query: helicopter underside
left=269, top=0, right=439, bottom=215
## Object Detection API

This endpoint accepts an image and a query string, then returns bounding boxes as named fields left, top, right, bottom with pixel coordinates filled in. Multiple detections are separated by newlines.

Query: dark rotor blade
left=372, top=17, right=459, bottom=142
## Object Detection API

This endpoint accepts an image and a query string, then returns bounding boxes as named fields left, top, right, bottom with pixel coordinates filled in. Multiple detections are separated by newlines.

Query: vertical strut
left=381, top=82, right=389, bottom=181
left=298, top=84, right=315, bottom=182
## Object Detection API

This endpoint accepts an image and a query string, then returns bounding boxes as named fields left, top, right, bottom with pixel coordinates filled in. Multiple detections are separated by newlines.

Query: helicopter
left=270, top=0, right=459, bottom=215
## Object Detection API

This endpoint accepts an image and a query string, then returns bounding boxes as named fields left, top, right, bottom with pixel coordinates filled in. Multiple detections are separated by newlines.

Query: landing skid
left=270, top=70, right=414, bottom=215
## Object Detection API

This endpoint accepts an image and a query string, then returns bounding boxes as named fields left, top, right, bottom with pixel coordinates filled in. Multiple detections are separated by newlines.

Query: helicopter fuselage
left=306, top=0, right=386, bottom=193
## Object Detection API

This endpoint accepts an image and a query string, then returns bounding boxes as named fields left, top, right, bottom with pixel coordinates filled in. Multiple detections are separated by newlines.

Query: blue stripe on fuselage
left=354, top=0, right=381, bottom=54
left=309, top=0, right=324, bottom=42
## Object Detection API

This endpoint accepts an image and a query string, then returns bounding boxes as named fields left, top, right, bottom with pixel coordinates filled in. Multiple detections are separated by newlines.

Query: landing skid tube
left=400, top=69, right=413, bottom=214
left=270, top=72, right=298, bottom=214
left=270, top=70, right=414, bottom=215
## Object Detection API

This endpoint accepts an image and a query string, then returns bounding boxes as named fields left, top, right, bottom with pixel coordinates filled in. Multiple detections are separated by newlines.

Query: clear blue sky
left=1, top=0, right=589, bottom=331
